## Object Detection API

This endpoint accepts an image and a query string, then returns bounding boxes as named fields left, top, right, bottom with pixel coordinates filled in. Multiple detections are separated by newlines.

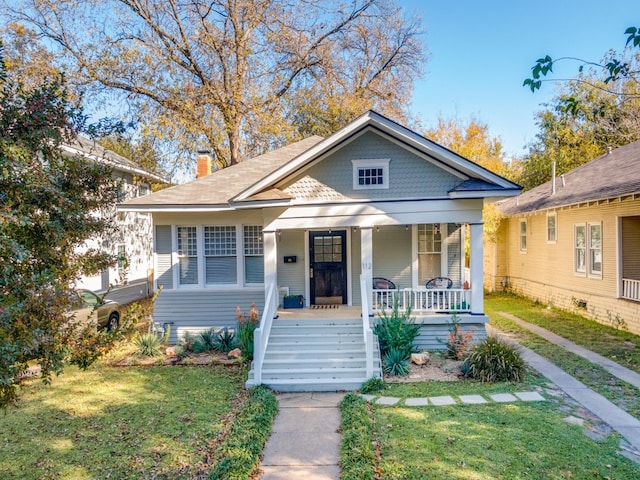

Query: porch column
left=469, top=222, right=484, bottom=314
left=263, top=230, right=278, bottom=313
left=361, top=227, right=373, bottom=309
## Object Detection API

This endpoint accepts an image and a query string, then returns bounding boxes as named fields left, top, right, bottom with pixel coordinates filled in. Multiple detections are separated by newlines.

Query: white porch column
left=469, top=222, right=484, bottom=314
left=360, top=227, right=373, bottom=309
left=263, top=230, right=278, bottom=314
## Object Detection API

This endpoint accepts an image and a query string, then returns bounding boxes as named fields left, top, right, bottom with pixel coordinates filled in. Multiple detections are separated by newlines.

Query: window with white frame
left=352, top=159, right=389, bottom=190
left=589, top=222, right=602, bottom=277
left=547, top=212, right=557, bottom=243
left=177, top=226, right=198, bottom=285
left=204, top=226, right=237, bottom=284
left=138, top=183, right=150, bottom=197
left=519, top=219, right=527, bottom=252
left=117, top=244, right=127, bottom=280
left=574, top=224, right=586, bottom=274
left=244, top=226, right=264, bottom=283
left=417, top=224, right=442, bottom=285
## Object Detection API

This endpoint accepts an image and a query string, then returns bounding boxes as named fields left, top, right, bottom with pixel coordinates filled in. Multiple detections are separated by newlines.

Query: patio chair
left=372, top=277, right=396, bottom=308
left=425, top=276, right=453, bottom=310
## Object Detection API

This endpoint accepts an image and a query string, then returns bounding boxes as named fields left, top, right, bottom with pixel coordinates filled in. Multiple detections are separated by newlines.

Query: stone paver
left=405, top=397, right=429, bottom=407
left=459, top=394, right=488, bottom=404
left=490, top=393, right=518, bottom=403
left=376, top=396, right=400, bottom=405
left=429, top=395, right=456, bottom=406
left=515, top=391, right=545, bottom=402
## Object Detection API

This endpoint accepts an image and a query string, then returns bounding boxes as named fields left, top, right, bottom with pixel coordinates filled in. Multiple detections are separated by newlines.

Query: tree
left=5, top=0, right=425, bottom=170
left=0, top=42, right=123, bottom=408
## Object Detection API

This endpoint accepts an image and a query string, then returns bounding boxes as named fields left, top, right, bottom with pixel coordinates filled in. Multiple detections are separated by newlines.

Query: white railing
left=252, top=282, right=277, bottom=384
left=622, top=278, right=640, bottom=302
left=372, top=288, right=471, bottom=313
left=360, top=274, right=374, bottom=379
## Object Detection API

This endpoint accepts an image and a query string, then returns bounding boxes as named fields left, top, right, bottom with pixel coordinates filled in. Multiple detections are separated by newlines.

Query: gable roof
left=499, top=140, right=640, bottom=215
left=120, top=111, right=521, bottom=212
left=61, top=136, right=169, bottom=184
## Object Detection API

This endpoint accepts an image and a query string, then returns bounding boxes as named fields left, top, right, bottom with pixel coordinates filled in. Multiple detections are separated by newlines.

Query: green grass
left=1, top=364, right=248, bottom=479
left=340, top=393, right=376, bottom=480
left=485, top=294, right=640, bottom=418
left=374, top=401, right=640, bottom=479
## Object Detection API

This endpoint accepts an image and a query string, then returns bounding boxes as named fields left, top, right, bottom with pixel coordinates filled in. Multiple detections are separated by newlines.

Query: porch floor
left=277, top=305, right=362, bottom=320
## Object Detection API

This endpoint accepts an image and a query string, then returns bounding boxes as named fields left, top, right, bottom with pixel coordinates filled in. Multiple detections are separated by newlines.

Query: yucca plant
left=373, top=297, right=419, bottom=360
left=213, top=327, right=237, bottom=353
left=462, top=335, right=526, bottom=382
left=134, top=332, right=163, bottom=357
left=193, top=328, right=218, bottom=353
left=383, top=348, right=410, bottom=376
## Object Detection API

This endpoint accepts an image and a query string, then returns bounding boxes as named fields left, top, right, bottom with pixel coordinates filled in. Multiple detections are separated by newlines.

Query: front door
left=310, top=231, right=347, bottom=305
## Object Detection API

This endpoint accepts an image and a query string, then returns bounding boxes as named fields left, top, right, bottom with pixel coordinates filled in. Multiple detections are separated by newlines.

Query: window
left=547, top=212, right=557, bottom=243
left=244, top=225, right=264, bottom=283
left=519, top=220, right=527, bottom=252
left=417, top=224, right=442, bottom=285
left=574, top=224, right=586, bottom=274
left=352, top=159, right=390, bottom=190
left=117, top=244, right=127, bottom=281
left=138, top=183, right=150, bottom=197
left=204, top=226, right=237, bottom=284
left=177, top=226, right=198, bottom=285
left=116, top=180, right=126, bottom=202
left=589, top=223, right=602, bottom=276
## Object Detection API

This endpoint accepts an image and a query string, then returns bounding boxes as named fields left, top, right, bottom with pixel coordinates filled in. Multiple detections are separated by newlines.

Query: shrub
left=383, top=348, right=410, bottom=376
left=134, top=332, right=163, bottom=357
left=360, top=377, right=386, bottom=394
left=193, top=329, right=218, bottom=353
left=462, top=336, right=526, bottom=382
left=213, top=327, right=237, bottom=353
left=373, top=298, right=419, bottom=360
left=179, top=331, right=197, bottom=353
left=445, top=315, right=475, bottom=360
left=236, top=303, right=260, bottom=360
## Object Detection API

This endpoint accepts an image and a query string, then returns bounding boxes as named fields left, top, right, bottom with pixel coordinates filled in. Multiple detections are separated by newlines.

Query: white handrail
left=253, top=282, right=277, bottom=384
left=623, top=278, right=640, bottom=302
left=360, top=274, right=374, bottom=379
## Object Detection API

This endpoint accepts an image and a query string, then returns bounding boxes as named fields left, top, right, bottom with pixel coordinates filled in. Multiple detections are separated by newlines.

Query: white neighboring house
left=64, top=137, right=169, bottom=304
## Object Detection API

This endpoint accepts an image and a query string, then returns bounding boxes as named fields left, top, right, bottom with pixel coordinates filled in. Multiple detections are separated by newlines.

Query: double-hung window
left=588, top=223, right=602, bottom=277
left=575, top=222, right=602, bottom=277
left=417, top=224, right=442, bottom=285
left=244, top=226, right=264, bottom=284
left=547, top=212, right=557, bottom=243
left=177, top=226, right=198, bottom=285
left=204, top=226, right=237, bottom=284
left=519, top=219, right=527, bottom=252
left=574, top=224, right=587, bottom=275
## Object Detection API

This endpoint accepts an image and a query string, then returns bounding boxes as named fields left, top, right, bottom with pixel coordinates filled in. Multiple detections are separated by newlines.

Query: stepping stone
left=405, top=397, right=429, bottom=407
left=376, top=396, right=400, bottom=406
left=564, top=415, right=585, bottom=426
left=515, top=391, right=545, bottom=402
left=429, top=395, right=456, bottom=406
left=459, top=394, right=488, bottom=404
left=360, top=394, right=376, bottom=402
left=490, top=393, right=518, bottom=403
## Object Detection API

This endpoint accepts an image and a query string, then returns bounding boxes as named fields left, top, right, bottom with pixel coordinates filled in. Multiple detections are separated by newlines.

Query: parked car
left=69, top=289, right=120, bottom=331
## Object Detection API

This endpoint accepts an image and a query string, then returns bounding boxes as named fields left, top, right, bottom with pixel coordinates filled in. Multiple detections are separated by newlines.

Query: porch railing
left=360, top=275, right=374, bottom=379
left=253, top=282, right=277, bottom=384
left=622, top=278, right=640, bottom=302
left=372, top=288, right=471, bottom=314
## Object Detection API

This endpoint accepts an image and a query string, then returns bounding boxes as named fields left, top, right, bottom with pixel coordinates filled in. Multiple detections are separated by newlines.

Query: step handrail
left=253, top=282, right=277, bottom=384
left=360, top=274, right=374, bottom=379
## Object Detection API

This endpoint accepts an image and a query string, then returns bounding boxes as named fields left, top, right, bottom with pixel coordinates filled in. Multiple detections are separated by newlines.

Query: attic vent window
left=352, top=159, right=390, bottom=190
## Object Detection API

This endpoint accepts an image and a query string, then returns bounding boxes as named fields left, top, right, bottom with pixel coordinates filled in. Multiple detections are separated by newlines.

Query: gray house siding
left=277, top=230, right=306, bottom=298
left=447, top=224, right=463, bottom=287
left=284, top=131, right=461, bottom=201
left=155, top=225, right=174, bottom=290
left=154, top=289, right=265, bottom=344
left=351, top=232, right=362, bottom=306
left=373, top=226, right=412, bottom=289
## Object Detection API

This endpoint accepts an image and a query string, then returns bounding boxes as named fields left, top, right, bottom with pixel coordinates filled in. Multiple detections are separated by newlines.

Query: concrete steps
left=246, top=318, right=382, bottom=392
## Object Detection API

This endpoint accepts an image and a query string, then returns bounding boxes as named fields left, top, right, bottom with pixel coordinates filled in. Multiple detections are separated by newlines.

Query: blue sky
left=401, top=0, right=637, bottom=158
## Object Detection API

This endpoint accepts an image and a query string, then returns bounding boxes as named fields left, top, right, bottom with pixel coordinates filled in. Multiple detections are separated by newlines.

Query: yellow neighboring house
left=485, top=140, right=640, bottom=334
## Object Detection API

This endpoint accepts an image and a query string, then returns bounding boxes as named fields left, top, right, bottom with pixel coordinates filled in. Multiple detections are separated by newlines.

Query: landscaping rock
left=227, top=348, right=242, bottom=359
left=165, top=346, right=178, bottom=356
left=411, top=352, right=429, bottom=365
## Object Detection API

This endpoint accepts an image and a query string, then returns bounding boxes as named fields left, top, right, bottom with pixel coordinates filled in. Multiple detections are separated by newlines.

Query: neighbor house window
left=138, top=183, right=150, bottom=197
left=244, top=226, right=264, bottom=284
left=519, top=219, right=527, bottom=252
left=589, top=222, right=602, bottom=277
left=204, top=226, right=237, bottom=284
left=417, top=224, right=442, bottom=285
left=547, top=212, right=557, bottom=243
left=117, top=244, right=127, bottom=281
left=574, top=224, right=586, bottom=274
left=177, top=226, right=198, bottom=285
left=352, top=159, right=390, bottom=190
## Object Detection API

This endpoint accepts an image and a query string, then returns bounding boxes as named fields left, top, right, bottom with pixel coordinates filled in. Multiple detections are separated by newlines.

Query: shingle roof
left=499, top=140, right=640, bottom=215
left=123, top=136, right=324, bottom=207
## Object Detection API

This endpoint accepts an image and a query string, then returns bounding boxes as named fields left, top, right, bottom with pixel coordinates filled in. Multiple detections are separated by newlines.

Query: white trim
left=304, top=233, right=310, bottom=306
left=588, top=221, right=603, bottom=279
left=617, top=216, right=622, bottom=298
left=546, top=211, right=557, bottom=244
left=574, top=223, right=587, bottom=277
left=352, top=159, right=390, bottom=190
left=346, top=228, right=353, bottom=306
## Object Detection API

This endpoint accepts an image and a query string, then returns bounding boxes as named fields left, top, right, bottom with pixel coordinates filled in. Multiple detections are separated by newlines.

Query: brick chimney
left=196, top=150, right=212, bottom=178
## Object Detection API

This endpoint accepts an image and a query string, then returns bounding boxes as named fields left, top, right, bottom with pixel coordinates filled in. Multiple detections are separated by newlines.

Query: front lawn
left=0, top=364, right=247, bottom=479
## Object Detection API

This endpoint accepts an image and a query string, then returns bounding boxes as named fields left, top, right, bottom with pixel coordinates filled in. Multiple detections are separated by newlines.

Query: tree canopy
left=0, top=42, right=123, bottom=408
left=4, top=0, right=426, bottom=172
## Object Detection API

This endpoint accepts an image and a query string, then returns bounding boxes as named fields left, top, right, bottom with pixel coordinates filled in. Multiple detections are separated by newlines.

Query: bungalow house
left=121, top=111, right=520, bottom=390
left=485, top=140, right=640, bottom=335
left=66, top=137, right=169, bottom=304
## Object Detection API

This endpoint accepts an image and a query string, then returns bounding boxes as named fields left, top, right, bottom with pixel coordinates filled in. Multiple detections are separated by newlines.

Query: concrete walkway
left=258, top=392, right=344, bottom=480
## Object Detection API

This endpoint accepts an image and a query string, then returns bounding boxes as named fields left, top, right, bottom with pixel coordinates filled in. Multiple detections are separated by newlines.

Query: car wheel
left=107, top=313, right=119, bottom=332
